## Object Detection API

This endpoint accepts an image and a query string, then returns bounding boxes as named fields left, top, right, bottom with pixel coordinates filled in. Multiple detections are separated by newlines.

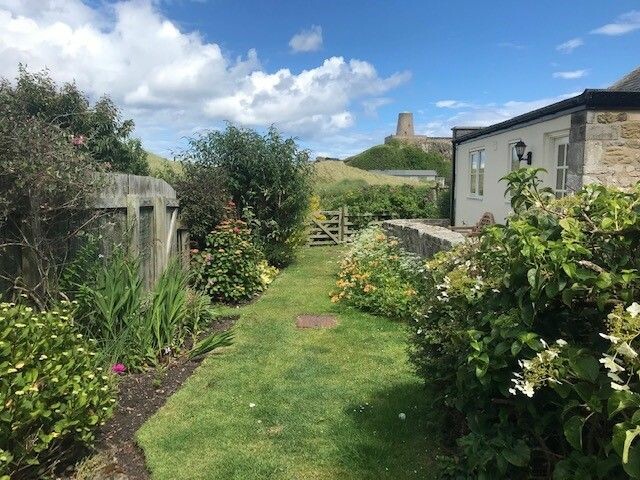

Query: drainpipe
left=449, top=137, right=457, bottom=226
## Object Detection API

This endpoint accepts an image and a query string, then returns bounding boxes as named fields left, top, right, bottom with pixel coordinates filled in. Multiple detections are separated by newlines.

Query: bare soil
left=68, top=316, right=238, bottom=480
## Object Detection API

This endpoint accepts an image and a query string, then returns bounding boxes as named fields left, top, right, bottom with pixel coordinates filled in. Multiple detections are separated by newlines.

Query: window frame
left=554, top=137, right=570, bottom=198
left=468, top=149, right=485, bottom=198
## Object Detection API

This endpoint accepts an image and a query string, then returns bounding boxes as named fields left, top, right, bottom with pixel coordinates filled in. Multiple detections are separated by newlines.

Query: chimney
left=396, top=112, right=414, bottom=137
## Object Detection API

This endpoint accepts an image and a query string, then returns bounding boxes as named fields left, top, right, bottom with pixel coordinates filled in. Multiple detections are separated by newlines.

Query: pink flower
left=111, top=363, right=126, bottom=374
left=71, top=134, right=86, bottom=146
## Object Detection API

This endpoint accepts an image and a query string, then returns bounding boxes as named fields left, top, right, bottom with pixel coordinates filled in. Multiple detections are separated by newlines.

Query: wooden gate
left=308, top=207, right=349, bottom=246
left=308, top=207, right=393, bottom=246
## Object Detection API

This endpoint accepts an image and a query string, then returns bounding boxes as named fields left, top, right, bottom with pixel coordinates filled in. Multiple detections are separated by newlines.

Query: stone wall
left=382, top=219, right=464, bottom=258
left=569, top=110, right=640, bottom=189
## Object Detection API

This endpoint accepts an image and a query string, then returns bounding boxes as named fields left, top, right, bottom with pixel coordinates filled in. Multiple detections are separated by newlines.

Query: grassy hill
left=345, top=140, right=450, bottom=178
left=313, top=160, right=418, bottom=187
left=147, top=152, right=182, bottom=177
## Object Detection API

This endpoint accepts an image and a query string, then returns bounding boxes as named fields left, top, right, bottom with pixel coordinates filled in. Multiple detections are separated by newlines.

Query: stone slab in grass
left=295, top=315, right=338, bottom=329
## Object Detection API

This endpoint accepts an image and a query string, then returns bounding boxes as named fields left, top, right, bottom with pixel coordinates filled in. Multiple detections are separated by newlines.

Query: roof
left=610, top=66, right=640, bottom=92
left=453, top=89, right=640, bottom=144
left=371, top=169, right=438, bottom=176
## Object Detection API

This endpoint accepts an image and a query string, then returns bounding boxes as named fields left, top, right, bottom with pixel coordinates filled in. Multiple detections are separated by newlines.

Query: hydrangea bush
left=410, top=169, right=640, bottom=478
left=0, top=302, right=115, bottom=478
left=332, top=226, right=423, bottom=320
left=192, top=219, right=278, bottom=303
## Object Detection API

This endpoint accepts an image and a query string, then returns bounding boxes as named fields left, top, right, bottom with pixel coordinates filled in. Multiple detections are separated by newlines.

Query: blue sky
left=1, top=0, right=639, bottom=158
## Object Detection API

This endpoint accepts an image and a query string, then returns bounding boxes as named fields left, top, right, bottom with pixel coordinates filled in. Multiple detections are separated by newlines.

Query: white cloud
left=289, top=25, right=323, bottom=53
left=552, top=69, right=588, bottom=79
left=556, top=37, right=583, bottom=53
left=425, top=92, right=580, bottom=136
left=591, top=10, right=640, bottom=36
left=362, top=97, right=392, bottom=116
left=0, top=2, right=409, bottom=154
left=435, top=100, right=471, bottom=109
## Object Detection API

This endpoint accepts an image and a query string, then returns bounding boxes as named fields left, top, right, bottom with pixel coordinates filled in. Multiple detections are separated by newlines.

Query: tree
left=178, top=125, right=313, bottom=266
left=1, top=66, right=148, bottom=175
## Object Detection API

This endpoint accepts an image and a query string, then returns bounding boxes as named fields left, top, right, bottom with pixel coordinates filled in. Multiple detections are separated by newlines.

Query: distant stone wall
left=382, top=219, right=464, bottom=258
left=568, top=110, right=640, bottom=190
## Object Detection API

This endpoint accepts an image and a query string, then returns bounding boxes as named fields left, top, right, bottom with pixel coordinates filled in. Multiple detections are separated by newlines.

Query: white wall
left=454, top=114, right=572, bottom=226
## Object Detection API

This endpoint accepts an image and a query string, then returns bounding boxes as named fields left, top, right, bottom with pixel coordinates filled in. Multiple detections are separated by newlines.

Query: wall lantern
left=515, top=140, right=532, bottom=165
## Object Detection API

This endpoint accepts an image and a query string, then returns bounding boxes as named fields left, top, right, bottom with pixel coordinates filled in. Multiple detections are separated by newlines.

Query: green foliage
left=0, top=302, right=115, bottom=478
left=145, top=260, right=190, bottom=354
left=409, top=168, right=640, bottom=478
left=346, top=140, right=450, bottom=178
left=172, top=164, right=229, bottom=247
left=320, top=184, right=447, bottom=225
left=189, top=330, right=234, bottom=360
left=332, top=226, right=424, bottom=320
left=0, top=90, right=100, bottom=305
left=66, top=249, right=194, bottom=370
left=191, top=219, right=278, bottom=304
left=178, top=125, right=313, bottom=266
left=2, top=67, right=148, bottom=175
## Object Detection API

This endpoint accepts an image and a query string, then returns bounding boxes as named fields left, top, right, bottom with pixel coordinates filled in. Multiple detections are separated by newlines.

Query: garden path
left=137, top=247, right=436, bottom=479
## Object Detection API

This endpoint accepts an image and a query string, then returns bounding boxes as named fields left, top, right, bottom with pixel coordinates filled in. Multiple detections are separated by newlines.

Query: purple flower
left=111, top=363, right=126, bottom=374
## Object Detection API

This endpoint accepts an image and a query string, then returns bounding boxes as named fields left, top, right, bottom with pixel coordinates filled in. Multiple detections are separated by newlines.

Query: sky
left=0, top=0, right=639, bottom=159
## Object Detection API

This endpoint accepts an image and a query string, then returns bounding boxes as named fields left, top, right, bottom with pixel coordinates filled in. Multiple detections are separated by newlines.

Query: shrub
left=345, top=140, right=450, bottom=179
left=410, top=168, right=640, bottom=478
left=332, top=226, right=423, bottom=320
left=178, top=125, right=313, bottom=266
left=192, top=219, right=277, bottom=303
left=320, top=184, right=445, bottom=225
left=172, top=164, right=229, bottom=248
left=0, top=302, right=115, bottom=478
left=0, top=103, right=101, bottom=305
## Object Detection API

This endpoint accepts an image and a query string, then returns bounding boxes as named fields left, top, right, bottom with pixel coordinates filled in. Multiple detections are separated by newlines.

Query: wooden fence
left=0, top=173, right=189, bottom=296
left=95, top=173, right=190, bottom=289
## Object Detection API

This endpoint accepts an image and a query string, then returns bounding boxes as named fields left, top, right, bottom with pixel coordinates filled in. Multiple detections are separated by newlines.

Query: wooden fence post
left=339, top=206, right=345, bottom=243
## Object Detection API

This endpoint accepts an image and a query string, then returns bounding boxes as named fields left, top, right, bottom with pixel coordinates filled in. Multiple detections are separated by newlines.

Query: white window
left=508, top=142, right=521, bottom=172
left=555, top=138, right=569, bottom=197
left=469, top=150, right=485, bottom=197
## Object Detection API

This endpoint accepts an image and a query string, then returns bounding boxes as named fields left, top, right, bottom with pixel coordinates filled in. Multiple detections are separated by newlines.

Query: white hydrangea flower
left=555, top=339, right=568, bottom=347
left=600, top=333, right=620, bottom=344
left=599, top=354, right=625, bottom=373
left=616, top=342, right=638, bottom=359
left=627, top=302, right=640, bottom=318
left=611, top=382, right=630, bottom=391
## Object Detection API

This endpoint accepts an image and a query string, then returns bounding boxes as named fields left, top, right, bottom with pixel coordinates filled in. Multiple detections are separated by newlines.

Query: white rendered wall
left=454, top=114, right=572, bottom=226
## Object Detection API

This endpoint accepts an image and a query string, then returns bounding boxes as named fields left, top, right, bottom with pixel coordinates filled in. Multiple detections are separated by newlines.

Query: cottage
left=450, top=66, right=640, bottom=226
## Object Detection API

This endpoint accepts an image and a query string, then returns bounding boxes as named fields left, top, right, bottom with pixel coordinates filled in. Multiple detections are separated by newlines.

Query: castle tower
left=396, top=112, right=415, bottom=137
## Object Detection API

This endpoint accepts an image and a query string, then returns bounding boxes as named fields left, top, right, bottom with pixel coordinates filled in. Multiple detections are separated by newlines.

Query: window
left=509, top=142, right=521, bottom=172
left=555, top=138, right=569, bottom=197
left=469, top=149, right=485, bottom=196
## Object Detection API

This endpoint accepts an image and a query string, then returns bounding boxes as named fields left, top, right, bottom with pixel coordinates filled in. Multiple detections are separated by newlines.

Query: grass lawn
left=137, top=247, right=438, bottom=480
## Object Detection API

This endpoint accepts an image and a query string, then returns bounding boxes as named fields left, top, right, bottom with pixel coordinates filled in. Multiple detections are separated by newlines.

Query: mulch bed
left=69, top=315, right=238, bottom=480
